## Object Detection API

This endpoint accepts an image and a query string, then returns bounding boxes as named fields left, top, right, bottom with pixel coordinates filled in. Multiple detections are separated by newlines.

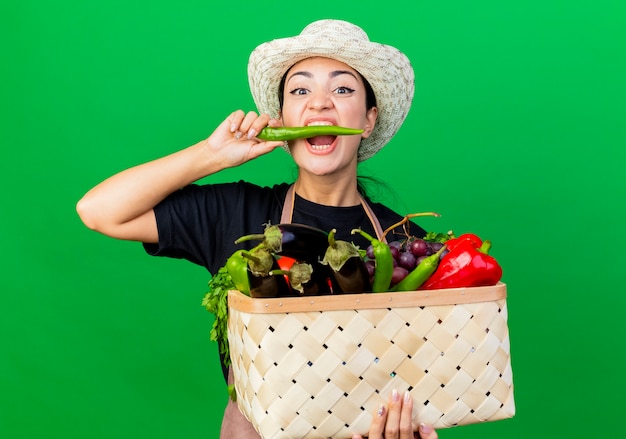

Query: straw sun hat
left=248, top=19, right=415, bottom=162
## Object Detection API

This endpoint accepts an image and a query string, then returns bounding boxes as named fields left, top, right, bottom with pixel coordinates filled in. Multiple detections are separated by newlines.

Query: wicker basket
left=227, top=282, right=514, bottom=439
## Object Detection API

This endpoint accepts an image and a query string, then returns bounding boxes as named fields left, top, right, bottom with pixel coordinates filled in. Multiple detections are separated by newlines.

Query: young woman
left=77, top=19, right=438, bottom=439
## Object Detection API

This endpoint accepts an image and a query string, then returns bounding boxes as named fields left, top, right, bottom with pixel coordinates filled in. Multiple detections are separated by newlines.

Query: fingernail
left=403, top=391, right=411, bottom=404
left=230, top=122, right=237, bottom=133
left=392, top=389, right=400, bottom=402
left=235, top=131, right=242, bottom=139
left=419, top=423, right=432, bottom=434
left=247, top=128, right=257, bottom=139
left=377, top=404, right=385, bottom=417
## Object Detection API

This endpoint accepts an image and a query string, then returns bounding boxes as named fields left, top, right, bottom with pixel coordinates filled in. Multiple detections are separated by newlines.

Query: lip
left=304, top=136, right=338, bottom=156
left=303, top=117, right=338, bottom=126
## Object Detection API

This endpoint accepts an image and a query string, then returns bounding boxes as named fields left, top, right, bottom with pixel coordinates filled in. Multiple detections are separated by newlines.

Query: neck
left=294, top=173, right=361, bottom=207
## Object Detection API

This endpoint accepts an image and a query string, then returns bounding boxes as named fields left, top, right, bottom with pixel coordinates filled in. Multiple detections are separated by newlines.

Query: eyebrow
left=286, top=69, right=359, bottom=84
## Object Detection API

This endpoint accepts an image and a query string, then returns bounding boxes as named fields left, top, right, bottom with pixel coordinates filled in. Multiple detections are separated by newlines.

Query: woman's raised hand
left=204, top=110, right=285, bottom=168
left=76, top=110, right=284, bottom=242
left=352, top=390, right=438, bottom=439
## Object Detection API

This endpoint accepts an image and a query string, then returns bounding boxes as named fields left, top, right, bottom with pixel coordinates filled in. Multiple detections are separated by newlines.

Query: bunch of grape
left=364, top=238, right=448, bottom=287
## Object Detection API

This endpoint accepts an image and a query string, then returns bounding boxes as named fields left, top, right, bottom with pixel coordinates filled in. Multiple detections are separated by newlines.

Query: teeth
left=311, top=144, right=332, bottom=150
left=306, top=121, right=333, bottom=126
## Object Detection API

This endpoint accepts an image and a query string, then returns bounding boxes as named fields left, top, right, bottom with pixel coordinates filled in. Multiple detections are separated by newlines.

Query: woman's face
left=281, top=57, right=377, bottom=176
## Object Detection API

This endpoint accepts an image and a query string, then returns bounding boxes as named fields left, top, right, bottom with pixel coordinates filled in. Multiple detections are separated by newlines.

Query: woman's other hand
left=352, top=390, right=438, bottom=439
left=204, top=110, right=284, bottom=169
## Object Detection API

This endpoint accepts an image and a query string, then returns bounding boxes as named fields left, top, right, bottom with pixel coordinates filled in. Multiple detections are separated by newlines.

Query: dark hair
left=357, top=175, right=398, bottom=203
left=277, top=68, right=377, bottom=111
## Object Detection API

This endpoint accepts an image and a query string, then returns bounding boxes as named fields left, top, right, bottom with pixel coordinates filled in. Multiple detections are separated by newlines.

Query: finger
left=227, top=110, right=246, bottom=133
left=239, top=111, right=260, bottom=137
left=366, top=404, right=388, bottom=439
left=267, top=117, right=283, bottom=128
left=244, top=140, right=286, bottom=160
left=384, top=389, right=403, bottom=439
left=246, top=114, right=272, bottom=140
left=399, top=391, right=414, bottom=439
left=417, top=423, right=438, bottom=439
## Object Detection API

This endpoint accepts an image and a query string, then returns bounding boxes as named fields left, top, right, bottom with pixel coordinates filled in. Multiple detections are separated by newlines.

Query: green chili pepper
left=351, top=228, right=393, bottom=293
left=256, top=126, right=364, bottom=141
left=390, top=246, right=446, bottom=292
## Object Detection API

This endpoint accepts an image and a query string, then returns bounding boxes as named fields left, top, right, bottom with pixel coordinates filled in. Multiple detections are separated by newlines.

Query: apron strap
left=280, top=184, right=387, bottom=243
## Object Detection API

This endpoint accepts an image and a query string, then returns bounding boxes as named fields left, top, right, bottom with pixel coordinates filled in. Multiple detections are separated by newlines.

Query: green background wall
left=2, top=1, right=625, bottom=437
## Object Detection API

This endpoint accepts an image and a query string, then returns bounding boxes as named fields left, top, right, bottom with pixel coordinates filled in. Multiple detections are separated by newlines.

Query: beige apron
left=219, top=185, right=385, bottom=438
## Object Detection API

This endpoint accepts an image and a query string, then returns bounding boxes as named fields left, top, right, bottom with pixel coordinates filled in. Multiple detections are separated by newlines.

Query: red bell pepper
left=444, top=233, right=483, bottom=251
left=419, top=236, right=502, bottom=290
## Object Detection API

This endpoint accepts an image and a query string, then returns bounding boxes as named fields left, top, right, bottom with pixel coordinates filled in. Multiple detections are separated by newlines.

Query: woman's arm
left=76, top=111, right=283, bottom=242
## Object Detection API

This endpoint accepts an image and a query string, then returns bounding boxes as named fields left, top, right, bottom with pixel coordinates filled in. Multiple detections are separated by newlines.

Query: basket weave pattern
left=228, top=284, right=514, bottom=439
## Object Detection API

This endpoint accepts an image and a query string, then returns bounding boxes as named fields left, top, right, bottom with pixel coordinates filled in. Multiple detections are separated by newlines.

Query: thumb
left=246, top=140, right=285, bottom=159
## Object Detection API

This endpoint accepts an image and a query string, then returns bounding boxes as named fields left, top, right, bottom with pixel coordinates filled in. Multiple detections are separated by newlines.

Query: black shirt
left=144, top=181, right=426, bottom=274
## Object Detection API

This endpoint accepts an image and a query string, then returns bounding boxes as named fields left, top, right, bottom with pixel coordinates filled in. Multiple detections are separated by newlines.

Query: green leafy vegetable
left=202, top=265, right=238, bottom=401
left=201, top=265, right=235, bottom=368
left=424, top=230, right=453, bottom=243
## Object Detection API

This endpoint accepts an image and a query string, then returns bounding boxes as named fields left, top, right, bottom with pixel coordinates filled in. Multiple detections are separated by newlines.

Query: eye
left=289, top=88, right=308, bottom=96
left=335, top=86, right=355, bottom=95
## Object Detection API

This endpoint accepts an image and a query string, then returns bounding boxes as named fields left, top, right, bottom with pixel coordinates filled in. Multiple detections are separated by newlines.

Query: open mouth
left=307, top=135, right=337, bottom=150
left=306, top=121, right=336, bottom=150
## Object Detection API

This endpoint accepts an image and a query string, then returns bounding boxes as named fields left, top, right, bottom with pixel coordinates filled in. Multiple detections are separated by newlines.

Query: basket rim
left=228, top=282, right=507, bottom=314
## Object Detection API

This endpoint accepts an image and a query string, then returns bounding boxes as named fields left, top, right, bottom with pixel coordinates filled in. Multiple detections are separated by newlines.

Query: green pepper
left=256, top=126, right=364, bottom=141
left=351, top=228, right=393, bottom=293
left=225, top=249, right=251, bottom=295
left=390, top=246, right=445, bottom=292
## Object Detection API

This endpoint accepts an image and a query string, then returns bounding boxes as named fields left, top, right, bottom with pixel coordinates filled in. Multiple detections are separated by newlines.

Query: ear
left=362, top=106, right=378, bottom=139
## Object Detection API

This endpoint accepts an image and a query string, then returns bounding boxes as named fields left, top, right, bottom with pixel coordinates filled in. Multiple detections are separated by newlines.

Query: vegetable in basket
left=235, top=223, right=329, bottom=263
left=271, top=258, right=313, bottom=294
left=225, top=249, right=252, bottom=295
left=320, top=228, right=371, bottom=293
left=249, top=268, right=292, bottom=298
left=226, top=241, right=292, bottom=298
left=201, top=266, right=237, bottom=401
left=420, top=233, right=503, bottom=290
left=243, top=245, right=291, bottom=298
left=390, top=245, right=446, bottom=292
left=351, top=212, right=441, bottom=292
left=271, top=258, right=332, bottom=296
left=351, top=228, right=393, bottom=293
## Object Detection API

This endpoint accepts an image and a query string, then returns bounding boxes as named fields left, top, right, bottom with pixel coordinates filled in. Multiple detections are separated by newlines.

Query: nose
left=308, top=90, right=333, bottom=111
